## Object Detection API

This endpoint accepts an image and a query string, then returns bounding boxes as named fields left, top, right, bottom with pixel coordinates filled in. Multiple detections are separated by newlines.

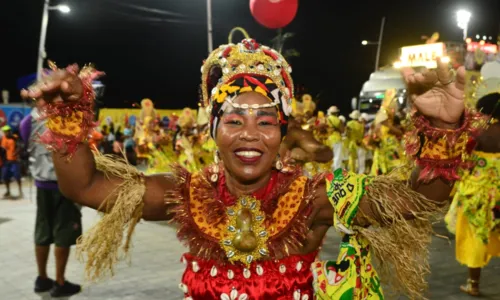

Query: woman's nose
left=239, top=124, right=259, bottom=141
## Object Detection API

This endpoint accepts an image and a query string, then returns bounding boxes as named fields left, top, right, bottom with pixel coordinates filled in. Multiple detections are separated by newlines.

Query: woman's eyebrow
left=256, top=110, right=277, bottom=117
left=225, top=108, right=246, bottom=116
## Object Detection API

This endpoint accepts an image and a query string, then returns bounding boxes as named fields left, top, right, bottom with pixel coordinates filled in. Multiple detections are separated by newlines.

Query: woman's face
left=216, top=92, right=282, bottom=184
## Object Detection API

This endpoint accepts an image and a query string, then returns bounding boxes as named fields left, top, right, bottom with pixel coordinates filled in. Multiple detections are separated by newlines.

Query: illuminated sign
left=398, top=43, right=445, bottom=68
left=467, top=42, right=498, bottom=54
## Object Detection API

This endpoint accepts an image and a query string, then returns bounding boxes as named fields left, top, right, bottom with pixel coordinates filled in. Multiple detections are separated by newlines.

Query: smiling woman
left=216, top=93, right=282, bottom=187
left=23, top=37, right=487, bottom=299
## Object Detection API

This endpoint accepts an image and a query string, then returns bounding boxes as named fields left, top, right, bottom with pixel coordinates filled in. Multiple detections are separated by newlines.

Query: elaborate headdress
left=201, top=38, right=294, bottom=138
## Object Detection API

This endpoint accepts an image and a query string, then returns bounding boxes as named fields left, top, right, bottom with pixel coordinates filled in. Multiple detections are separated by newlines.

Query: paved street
left=1, top=181, right=500, bottom=300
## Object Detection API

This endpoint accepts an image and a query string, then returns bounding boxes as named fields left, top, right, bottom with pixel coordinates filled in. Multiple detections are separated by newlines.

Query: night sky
left=2, top=0, right=499, bottom=114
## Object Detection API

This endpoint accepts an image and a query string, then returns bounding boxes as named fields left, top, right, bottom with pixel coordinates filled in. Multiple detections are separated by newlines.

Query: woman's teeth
left=235, top=151, right=262, bottom=158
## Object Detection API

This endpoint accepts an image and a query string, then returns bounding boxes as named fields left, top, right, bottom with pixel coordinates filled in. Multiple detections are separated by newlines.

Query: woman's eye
left=258, top=121, right=272, bottom=126
left=226, top=120, right=242, bottom=125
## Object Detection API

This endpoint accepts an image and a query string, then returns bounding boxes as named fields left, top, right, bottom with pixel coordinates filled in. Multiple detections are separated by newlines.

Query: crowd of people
left=9, top=37, right=500, bottom=299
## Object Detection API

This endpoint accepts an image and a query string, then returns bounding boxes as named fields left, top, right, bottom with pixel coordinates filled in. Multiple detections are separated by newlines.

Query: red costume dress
left=168, top=167, right=324, bottom=299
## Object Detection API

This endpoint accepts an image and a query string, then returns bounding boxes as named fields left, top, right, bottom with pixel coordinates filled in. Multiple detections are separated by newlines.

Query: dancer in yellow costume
left=370, top=89, right=405, bottom=175
left=175, top=108, right=198, bottom=172
left=446, top=92, right=500, bottom=296
left=346, top=110, right=366, bottom=174
left=326, top=106, right=344, bottom=171
left=134, top=98, right=158, bottom=161
left=300, top=94, right=316, bottom=131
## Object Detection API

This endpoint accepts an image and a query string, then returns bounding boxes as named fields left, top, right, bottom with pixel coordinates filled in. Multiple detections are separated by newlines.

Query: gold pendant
left=220, top=196, right=269, bottom=265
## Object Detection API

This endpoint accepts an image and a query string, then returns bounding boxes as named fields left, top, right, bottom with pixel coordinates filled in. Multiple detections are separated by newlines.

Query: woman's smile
left=234, top=147, right=264, bottom=164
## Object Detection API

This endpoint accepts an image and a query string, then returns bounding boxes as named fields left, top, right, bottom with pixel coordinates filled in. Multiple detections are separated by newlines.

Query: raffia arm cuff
left=76, top=151, right=146, bottom=282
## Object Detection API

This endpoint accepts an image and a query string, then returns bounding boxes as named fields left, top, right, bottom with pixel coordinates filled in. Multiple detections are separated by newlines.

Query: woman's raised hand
left=20, top=64, right=84, bottom=105
left=402, top=58, right=466, bottom=127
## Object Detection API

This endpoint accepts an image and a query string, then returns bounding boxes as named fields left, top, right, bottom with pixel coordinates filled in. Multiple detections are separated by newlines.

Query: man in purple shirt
left=20, top=100, right=82, bottom=298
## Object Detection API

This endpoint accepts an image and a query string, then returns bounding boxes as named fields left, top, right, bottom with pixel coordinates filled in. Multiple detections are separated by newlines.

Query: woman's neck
left=223, top=169, right=272, bottom=197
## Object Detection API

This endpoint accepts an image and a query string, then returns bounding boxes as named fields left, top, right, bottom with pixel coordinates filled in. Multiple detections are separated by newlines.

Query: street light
left=36, top=0, right=71, bottom=80
left=456, top=9, right=471, bottom=41
left=360, top=16, right=386, bottom=72
left=53, top=4, right=71, bottom=13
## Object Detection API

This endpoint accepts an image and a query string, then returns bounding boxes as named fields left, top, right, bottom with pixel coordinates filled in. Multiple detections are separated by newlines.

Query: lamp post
left=206, top=0, right=213, bottom=53
left=361, top=17, right=386, bottom=71
left=456, top=10, right=471, bottom=41
left=36, top=0, right=71, bottom=80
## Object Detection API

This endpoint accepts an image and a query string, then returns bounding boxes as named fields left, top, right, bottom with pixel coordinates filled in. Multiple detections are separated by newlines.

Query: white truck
left=352, top=68, right=407, bottom=121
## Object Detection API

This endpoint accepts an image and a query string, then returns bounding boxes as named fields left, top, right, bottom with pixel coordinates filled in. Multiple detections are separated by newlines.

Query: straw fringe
left=76, top=151, right=146, bottom=282
left=357, top=174, right=447, bottom=299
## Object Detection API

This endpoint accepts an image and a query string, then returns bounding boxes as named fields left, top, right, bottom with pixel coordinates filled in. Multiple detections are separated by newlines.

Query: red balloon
left=249, top=0, right=298, bottom=29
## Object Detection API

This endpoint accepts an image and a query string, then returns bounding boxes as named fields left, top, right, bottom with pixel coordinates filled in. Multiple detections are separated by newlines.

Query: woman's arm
left=281, top=127, right=333, bottom=163
left=23, top=67, right=174, bottom=221
left=53, top=143, right=174, bottom=221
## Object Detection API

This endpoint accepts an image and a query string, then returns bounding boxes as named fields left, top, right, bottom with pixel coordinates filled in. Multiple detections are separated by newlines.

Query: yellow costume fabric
left=327, top=115, right=342, bottom=145
left=176, top=135, right=198, bottom=173
left=198, top=136, right=217, bottom=167
left=346, top=120, right=364, bottom=172
left=312, top=169, right=383, bottom=299
left=370, top=125, right=403, bottom=175
left=146, top=145, right=176, bottom=174
left=447, top=151, right=500, bottom=268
